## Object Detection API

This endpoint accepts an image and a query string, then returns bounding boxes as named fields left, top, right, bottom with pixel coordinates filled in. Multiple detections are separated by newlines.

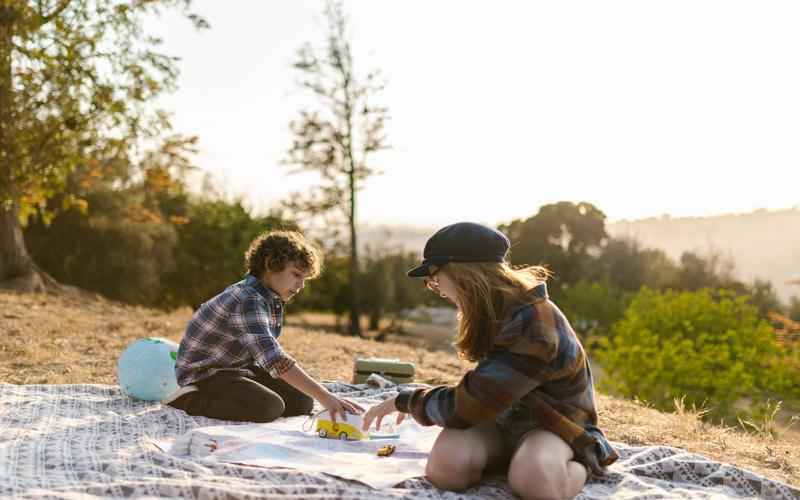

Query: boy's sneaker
left=162, top=385, right=199, bottom=409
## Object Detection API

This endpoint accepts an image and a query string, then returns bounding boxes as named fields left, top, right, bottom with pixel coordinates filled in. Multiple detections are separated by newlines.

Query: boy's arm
left=279, top=364, right=331, bottom=402
left=238, top=297, right=363, bottom=418
left=239, top=296, right=296, bottom=378
left=280, top=364, right=363, bottom=420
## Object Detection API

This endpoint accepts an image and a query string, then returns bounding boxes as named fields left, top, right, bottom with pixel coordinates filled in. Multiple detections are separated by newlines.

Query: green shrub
left=25, top=192, right=179, bottom=305
left=556, top=280, right=629, bottom=341
left=597, top=287, right=800, bottom=422
left=162, top=200, right=292, bottom=309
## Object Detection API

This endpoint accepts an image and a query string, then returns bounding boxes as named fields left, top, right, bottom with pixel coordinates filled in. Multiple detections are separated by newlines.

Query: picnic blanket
left=160, top=410, right=442, bottom=489
left=1, top=382, right=798, bottom=499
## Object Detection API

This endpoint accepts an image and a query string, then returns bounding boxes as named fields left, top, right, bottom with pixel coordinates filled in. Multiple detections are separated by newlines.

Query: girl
left=362, top=222, right=617, bottom=500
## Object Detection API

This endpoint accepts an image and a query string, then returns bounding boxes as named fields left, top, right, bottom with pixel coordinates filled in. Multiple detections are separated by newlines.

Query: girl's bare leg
left=507, top=429, right=588, bottom=500
left=425, top=423, right=506, bottom=491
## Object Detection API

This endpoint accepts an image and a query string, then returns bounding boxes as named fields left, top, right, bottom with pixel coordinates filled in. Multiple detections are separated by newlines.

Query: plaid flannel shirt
left=395, top=283, right=618, bottom=469
left=175, top=274, right=296, bottom=386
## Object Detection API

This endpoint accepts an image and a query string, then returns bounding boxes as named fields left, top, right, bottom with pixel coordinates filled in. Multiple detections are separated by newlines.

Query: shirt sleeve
left=238, top=295, right=296, bottom=377
left=396, top=302, right=558, bottom=428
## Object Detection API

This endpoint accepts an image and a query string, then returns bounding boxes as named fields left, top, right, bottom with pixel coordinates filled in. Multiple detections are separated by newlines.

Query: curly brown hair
left=245, top=231, right=322, bottom=279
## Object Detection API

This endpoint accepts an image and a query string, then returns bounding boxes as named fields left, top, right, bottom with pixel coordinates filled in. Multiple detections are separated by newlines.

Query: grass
left=0, top=290, right=798, bottom=487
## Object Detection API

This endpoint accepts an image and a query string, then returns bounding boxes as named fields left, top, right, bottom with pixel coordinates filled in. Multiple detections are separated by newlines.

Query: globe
left=117, top=337, right=180, bottom=401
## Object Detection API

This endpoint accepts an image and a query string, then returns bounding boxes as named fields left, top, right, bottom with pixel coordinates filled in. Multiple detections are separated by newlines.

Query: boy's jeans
left=168, top=367, right=313, bottom=422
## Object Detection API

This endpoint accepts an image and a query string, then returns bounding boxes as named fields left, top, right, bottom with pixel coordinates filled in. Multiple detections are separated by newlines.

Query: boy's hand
left=320, top=393, right=364, bottom=423
left=362, top=396, right=405, bottom=432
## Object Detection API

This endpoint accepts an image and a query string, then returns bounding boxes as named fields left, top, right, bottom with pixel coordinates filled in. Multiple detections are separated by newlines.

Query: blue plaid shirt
left=175, top=274, right=296, bottom=386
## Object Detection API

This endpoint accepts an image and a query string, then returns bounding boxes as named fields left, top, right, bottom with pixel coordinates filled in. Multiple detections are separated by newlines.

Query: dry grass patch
left=0, top=290, right=797, bottom=487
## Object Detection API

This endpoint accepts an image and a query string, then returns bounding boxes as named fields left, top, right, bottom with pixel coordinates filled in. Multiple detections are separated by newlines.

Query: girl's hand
left=320, top=393, right=364, bottom=422
left=361, top=396, right=406, bottom=432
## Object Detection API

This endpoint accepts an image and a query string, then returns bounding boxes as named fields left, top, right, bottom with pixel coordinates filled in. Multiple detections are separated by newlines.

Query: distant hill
left=608, top=208, right=800, bottom=302
left=360, top=208, right=800, bottom=303
left=358, top=223, right=437, bottom=255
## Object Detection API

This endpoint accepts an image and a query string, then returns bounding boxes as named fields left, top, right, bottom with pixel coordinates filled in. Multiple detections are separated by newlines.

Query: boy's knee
left=250, top=392, right=286, bottom=423
left=282, top=392, right=313, bottom=417
left=296, top=393, right=314, bottom=415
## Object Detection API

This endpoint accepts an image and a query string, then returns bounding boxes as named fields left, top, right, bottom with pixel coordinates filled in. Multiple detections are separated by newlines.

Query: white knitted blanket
left=1, top=383, right=797, bottom=499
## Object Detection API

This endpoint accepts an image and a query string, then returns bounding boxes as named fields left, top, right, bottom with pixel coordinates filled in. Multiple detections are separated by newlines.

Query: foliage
left=291, top=249, right=433, bottom=333
left=1, top=0, right=205, bottom=212
left=499, top=201, right=608, bottom=288
left=789, top=296, right=800, bottom=322
left=25, top=188, right=179, bottom=305
left=0, top=0, right=206, bottom=285
left=291, top=254, right=351, bottom=315
left=597, top=238, right=679, bottom=292
left=745, top=279, right=784, bottom=319
left=597, top=287, right=800, bottom=423
left=162, top=200, right=294, bottom=309
left=25, top=172, right=295, bottom=308
left=359, top=249, right=431, bottom=331
left=555, top=280, right=629, bottom=342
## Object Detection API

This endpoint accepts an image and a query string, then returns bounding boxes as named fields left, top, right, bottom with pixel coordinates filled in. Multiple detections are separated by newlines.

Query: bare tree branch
left=38, top=0, right=72, bottom=26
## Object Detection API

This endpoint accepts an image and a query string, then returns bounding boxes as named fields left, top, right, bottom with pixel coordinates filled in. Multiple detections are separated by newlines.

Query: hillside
left=358, top=208, right=800, bottom=303
left=0, top=290, right=797, bottom=487
left=608, top=208, right=800, bottom=302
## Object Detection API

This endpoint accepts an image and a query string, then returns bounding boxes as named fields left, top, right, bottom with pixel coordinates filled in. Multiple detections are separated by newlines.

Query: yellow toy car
left=315, top=410, right=367, bottom=441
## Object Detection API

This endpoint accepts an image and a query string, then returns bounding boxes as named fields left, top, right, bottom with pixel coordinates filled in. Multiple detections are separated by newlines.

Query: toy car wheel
left=338, top=432, right=348, bottom=441
left=318, top=428, right=327, bottom=438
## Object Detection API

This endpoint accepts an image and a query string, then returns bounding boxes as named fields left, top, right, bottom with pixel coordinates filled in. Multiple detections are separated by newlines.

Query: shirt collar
left=245, top=273, right=284, bottom=304
left=502, top=282, right=550, bottom=323
left=529, top=282, right=549, bottom=301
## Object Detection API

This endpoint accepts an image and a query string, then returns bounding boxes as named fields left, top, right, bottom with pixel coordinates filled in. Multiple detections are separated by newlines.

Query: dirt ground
left=0, top=290, right=798, bottom=487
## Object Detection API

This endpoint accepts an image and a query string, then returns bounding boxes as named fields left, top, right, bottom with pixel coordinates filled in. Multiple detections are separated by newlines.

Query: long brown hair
left=442, top=262, right=551, bottom=362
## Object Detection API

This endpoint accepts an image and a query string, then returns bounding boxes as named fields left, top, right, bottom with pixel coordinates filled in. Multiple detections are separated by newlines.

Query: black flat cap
left=407, top=222, right=510, bottom=277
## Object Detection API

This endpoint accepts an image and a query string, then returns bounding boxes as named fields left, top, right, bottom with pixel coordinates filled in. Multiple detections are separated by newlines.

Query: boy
left=164, top=230, right=361, bottom=422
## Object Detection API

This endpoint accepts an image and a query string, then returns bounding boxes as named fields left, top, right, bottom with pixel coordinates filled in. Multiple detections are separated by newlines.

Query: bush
left=597, top=287, right=800, bottom=422
left=25, top=189, right=295, bottom=309
left=25, top=191, right=179, bottom=305
left=162, top=200, right=293, bottom=309
left=556, top=281, right=629, bottom=342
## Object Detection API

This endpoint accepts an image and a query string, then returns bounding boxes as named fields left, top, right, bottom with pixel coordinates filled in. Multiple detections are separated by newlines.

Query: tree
left=789, top=295, right=800, bottom=322
left=677, top=249, right=740, bottom=292
left=283, top=1, right=388, bottom=337
left=744, top=278, right=784, bottom=319
left=598, top=237, right=679, bottom=292
left=360, top=248, right=430, bottom=336
left=0, top=0, right=206, bottom=291
left=499, top=201, right=608, bottom=289
left=164, top=201, right=293, bottom=309
left=23, top=136, right=233, bottom=307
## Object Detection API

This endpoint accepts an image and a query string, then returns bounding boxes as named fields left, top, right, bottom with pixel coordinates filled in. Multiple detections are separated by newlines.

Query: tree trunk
left=368, top=310, right=380, bottom=331
left=0, top=7, right=45, bottom=293
left=0, top=202, right=45, bottom=292
left=347, top=165, right=362, bottom=337
left=0, top=6, right=14, bottom=199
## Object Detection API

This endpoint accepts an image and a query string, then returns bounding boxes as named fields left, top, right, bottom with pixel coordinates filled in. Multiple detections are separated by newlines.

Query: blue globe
left=117, top=337, right=180, bottom=401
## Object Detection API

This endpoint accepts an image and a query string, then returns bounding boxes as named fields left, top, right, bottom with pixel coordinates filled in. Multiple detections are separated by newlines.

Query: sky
left=151, top=1, right=800, bottom=228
